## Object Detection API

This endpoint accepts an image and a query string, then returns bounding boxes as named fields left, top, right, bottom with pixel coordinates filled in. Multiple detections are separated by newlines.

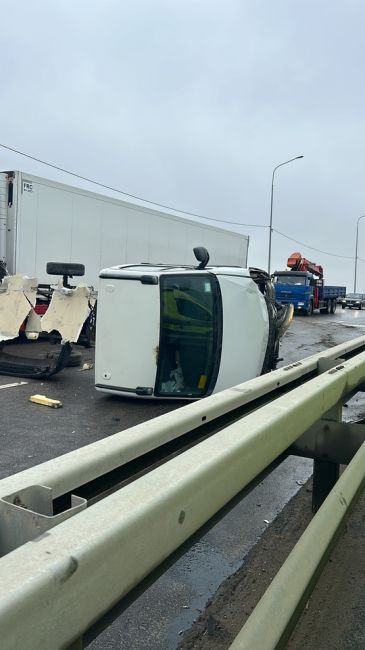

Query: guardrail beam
left=1, top=337, right=364, bottom=510
left=0, top=341, right=365, bottom=648
left=228, top=442, right=365, bottom=650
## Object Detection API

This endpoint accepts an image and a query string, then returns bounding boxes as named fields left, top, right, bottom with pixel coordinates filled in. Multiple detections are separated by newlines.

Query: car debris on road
left=0, top=272, right=96, bottom=379
left=29, top=394, right=63, bottom=408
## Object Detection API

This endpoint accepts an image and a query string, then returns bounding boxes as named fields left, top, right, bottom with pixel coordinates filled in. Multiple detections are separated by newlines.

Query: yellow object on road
left=29, top=394, right=63, bottom=408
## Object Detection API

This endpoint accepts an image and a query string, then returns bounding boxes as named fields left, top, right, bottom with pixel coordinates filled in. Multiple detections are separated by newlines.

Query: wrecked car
left=0, top=263, right=96, bottom=379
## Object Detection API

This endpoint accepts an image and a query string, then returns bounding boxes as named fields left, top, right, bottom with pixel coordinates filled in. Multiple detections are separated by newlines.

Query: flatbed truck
left=273, top=252, right=346, bottom=316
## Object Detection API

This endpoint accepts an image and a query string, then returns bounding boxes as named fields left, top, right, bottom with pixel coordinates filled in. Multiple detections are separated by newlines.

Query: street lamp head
left=296, top=155, right=304, bottom=159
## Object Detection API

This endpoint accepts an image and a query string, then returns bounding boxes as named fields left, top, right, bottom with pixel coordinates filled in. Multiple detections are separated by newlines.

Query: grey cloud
left=1, top=0, right=365, bottom=289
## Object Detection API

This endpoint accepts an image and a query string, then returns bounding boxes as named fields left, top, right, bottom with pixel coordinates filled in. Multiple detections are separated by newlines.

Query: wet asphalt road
left=1, top=305, right=365, bottom=649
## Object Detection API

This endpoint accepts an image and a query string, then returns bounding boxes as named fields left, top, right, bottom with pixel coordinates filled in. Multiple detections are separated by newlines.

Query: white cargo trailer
left=0, top=171, right=249, bottom=285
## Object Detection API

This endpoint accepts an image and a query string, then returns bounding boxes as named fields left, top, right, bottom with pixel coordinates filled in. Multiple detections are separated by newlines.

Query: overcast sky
left=1, top=0, right=365, bottom=289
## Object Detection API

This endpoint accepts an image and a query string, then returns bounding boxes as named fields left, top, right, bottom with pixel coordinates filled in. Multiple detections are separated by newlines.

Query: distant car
left=342, top=293, right=365, bottom=309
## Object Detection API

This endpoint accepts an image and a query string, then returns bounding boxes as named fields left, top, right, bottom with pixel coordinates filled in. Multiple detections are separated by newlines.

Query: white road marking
left=0, top=381, right=28, bottom=390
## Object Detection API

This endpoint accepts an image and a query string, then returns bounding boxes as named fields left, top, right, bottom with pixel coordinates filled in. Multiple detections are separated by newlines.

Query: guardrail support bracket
left=312, top=459, right=340, bottom=512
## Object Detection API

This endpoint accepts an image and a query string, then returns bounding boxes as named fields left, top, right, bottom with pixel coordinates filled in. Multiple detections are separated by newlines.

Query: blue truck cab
left=273, top=271, right=346, bottom=316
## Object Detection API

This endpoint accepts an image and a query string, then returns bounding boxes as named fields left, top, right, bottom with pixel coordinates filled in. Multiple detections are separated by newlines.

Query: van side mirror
left=193, top=247, right=210, bottom=270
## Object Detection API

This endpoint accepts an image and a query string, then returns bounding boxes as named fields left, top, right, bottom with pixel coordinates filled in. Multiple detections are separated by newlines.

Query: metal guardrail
left=229, top=440, right=365, bottom=649
left=0, top=337, right=365, bottom=649
left=1, top=334, right=364, bottom=503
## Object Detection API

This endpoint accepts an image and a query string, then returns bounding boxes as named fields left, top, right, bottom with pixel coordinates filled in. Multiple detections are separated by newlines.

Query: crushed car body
left=0, top=267, right=96, bottom=379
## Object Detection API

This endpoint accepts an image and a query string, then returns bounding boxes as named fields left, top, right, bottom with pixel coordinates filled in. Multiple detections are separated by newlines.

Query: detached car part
left=0, top=342, right=72, bottom=379
left=0, top=262, right=93, bottom=379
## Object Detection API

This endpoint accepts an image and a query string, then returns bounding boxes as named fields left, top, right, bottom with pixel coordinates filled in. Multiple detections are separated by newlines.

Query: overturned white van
left=95, top=248, right=292, bottom=399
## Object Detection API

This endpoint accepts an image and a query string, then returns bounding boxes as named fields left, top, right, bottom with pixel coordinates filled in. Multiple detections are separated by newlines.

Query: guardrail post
left=312, top=459, right=340, bottom=512
left=312, top=359, right=343, bottom=512
left=312, top=399, right=341, bottom=512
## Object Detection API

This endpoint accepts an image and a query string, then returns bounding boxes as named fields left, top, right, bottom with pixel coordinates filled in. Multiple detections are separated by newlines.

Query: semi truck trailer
left=0, top=171, right=249, bottom=285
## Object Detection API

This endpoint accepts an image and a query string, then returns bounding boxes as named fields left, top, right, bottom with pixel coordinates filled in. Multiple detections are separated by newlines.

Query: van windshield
left=155, top=274, right=221, bottom=397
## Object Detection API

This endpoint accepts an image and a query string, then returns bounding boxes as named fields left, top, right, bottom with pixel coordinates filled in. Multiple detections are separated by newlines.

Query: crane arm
left=287, top=252, right=323, bottom=278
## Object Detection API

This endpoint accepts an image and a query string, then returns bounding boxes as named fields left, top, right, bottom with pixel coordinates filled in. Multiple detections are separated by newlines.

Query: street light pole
left=268, top=155, right=304, bottom=274
left=354, top=215, right=365, bottom=293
